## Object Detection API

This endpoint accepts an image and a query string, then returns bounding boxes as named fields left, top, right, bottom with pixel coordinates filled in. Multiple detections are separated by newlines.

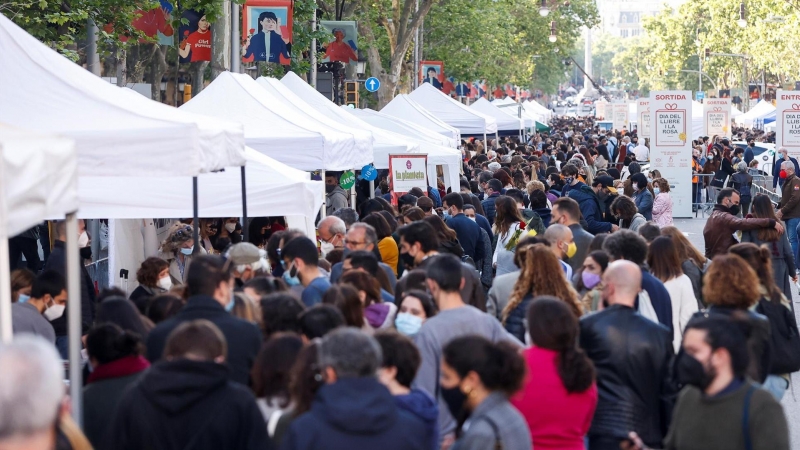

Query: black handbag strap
left=478, top=414, right=503, bottom=450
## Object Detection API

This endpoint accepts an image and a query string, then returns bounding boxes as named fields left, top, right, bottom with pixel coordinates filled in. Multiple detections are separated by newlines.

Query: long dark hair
left=527, top=296, right=595, bottom=393
left=750, top=194, right=781, bottom=242
left=251, top=333, right=303, bottom=407
left=493, top=196, right=523, bottom=238
left=647, top=236, right=683, bottom=282
left=443, top=335, right=526, bottom=397
left=422, top=215, right=457, bottom=242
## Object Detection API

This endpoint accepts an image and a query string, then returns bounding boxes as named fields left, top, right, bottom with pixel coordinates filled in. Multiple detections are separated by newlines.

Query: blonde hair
left=526, top=180, right=546, bottom=197
left=502, top=244, right=582, bottom=323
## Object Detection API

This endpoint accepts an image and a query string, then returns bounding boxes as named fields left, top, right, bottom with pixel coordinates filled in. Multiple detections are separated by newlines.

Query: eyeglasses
left=344, top=240, right=367, bottom=246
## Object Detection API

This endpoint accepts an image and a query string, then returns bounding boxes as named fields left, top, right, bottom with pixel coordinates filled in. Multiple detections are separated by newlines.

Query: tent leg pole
left=483, top=133, right=487, bottom=149
left=495, top=131, right=499, bottom=147
left=0, top=226, right=11, bottom=343
left=65, top=212, right=83, bottom=428
left=192, top=177, right=199, bottom=247
left=320, top=170, right=327, bottom=218
left=350, top=174, right=356, bottom=209
left=240, top=166, right=248, bottom=240
left=369, top=179, right=375, bottom=199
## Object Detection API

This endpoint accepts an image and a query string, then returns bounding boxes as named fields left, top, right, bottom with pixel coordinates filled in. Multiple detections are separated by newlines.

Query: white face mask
left=225, top=223, right=237, bottom=233
left=78, top=231, right=90, bottom=248
left=467, top=216, right=476, bottom=222
left=320, top=241, right=335, bottom=257
left=180, top=246, right=194, bottom=256
left=158, top=276, right=172, bottom=291
left=44, top=302, right=65, bottom=321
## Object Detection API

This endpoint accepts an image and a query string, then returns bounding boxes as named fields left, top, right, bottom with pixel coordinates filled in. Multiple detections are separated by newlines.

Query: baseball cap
left=226, top=242, right=261, bottom=266
left=593, top=175, right=617, bottom=194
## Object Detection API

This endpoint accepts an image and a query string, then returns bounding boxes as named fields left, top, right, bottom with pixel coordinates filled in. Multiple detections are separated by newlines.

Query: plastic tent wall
left=381, top=94, right=461, bottom=145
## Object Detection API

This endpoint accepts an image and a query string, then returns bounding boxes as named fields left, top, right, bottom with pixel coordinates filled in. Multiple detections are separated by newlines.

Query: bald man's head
left=602, top=260, right=642, bottom=307
left=544, top=224, right=574, bottom=259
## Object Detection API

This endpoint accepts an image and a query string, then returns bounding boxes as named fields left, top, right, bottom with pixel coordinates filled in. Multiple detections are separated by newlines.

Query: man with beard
left=568, top=176, right=618, bottom=235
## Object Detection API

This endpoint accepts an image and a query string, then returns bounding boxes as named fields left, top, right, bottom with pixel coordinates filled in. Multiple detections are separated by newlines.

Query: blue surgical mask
left=282, top=263, right=301, bottom=286
left=225, top=288, right=236, bottom=312
left=395, top=312, right=423, bottom=336
left=653, top=187, right=660, bottom=195
left=17, top=294, right=30, bottom=304
left=180, top=246, right=194, bottom=256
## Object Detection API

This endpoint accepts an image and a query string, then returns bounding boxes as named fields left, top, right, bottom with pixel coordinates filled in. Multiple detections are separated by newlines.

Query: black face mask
left=325, top=184, right=336, bottom=194
left=441, top=385, right=468, bottom=424
left=400, top=251, right=416, bottom=268
left=80, top=247, right=92, bottom=260
left=728, top=204, right=741, bottom=216
left=675, top=349, right=715, bottom=390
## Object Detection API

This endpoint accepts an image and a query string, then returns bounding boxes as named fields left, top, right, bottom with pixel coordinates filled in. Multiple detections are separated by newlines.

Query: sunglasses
left=171, top=225, right=193, bottom=241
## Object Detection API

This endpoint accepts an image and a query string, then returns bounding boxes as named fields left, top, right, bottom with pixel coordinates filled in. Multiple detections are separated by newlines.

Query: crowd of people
left=1, top=116, right=798, bottom=450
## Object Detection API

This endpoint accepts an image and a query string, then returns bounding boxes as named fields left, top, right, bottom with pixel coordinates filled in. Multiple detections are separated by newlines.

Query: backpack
left=731, top=173, right=752, bottom=197
left=755, top=297, right=800, bottom=374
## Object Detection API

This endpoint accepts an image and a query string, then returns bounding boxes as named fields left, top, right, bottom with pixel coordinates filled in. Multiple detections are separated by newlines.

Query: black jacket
left=280, top=377, right=428, bottom=450
left=44, top=240, right=96, bottom=335
left=103, top=359, right=271, bottom=450
left=145, top=295, right=262, bottom=385
left=688, top=306, right=771, bottom=383
left=579, top=305, right=676, bottom=449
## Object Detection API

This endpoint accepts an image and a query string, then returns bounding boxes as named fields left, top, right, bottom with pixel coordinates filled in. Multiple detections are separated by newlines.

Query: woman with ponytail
left=82, top=323, right=150, bottom=448
left=742, top=193, right=796, bottom=301
left=512, top=297, right=597, bottom=449
left=729, top=243, right=798, bottom=400
left=441, top=335, right=531, bottom=450
left=502, top=244, right=582, bottom=342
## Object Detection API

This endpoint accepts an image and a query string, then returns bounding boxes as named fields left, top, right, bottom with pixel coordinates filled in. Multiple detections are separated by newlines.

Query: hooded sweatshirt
left=281, top=377, right=429, bottom=450
left=103, top=359, right=270, bottom=450
left=365, top=302, right=398, bottom=330
left=394, top=389, right=439, bottom=450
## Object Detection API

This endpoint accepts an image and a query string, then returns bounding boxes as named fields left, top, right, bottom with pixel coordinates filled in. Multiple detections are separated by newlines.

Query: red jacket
left=511, top=347, right=598, bottom=450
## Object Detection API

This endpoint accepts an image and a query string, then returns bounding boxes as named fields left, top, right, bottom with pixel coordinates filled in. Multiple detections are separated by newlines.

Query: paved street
left=679, top=216, right=800, bottom=449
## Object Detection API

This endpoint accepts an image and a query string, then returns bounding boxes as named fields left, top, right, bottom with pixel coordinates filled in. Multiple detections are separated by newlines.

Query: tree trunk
left=150, top=45, right=168, bottom=101
left=116, top=48, right=127, bottom=86
left=191, top=61, right=209, bottom=94
left=211, top=0, right=232, bottom=80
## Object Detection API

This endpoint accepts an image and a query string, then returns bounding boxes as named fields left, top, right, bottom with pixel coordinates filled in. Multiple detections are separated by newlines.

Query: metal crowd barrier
left=691, top=173, right=779, bottom=218
left=85, top=257, right=109, bottom=292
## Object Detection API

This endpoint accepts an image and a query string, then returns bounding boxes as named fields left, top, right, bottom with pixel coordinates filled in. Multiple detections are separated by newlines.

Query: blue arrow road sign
left=365, top=77, right=380, bottom=92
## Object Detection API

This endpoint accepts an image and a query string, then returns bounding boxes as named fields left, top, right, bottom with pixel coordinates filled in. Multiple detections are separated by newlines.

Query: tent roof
left=1, top=126, right=78, bottom=237
left=470, top=98, right=523, bottom=131
left=490, top=101, right=534, bottom=128
left=525, top=100, right=553, bottom=118
left=408, top=83, right=497, bottom=135
left=77, top=147, right=323, bottom=220
left=382, top=95, right=461, bottom=142
left=280, top=72, right=418, bottom=168
left=347, top=108, right=462, bottom=189
left=255, top=77, right=374, bottom=159
left=350, top=109, right=456, bottom=148
left=0, top=14, right=244, bottom=177
left=182, top=72, right=362, bottom=171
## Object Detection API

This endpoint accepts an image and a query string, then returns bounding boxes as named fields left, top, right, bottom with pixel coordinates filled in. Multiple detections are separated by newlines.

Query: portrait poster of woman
left=242, top=0, right=292, bottom=65
left=319, top=21, right=358, bottom=65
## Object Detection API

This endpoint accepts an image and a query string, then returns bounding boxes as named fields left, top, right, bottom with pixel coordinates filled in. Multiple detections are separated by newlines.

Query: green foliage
left=287, top=0, right=328, bottom=75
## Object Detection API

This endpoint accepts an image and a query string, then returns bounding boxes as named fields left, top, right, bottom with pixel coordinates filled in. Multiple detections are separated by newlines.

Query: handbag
left=756, top=297, right=800, bottom=374
left=710, top=170, right=728, bottom=188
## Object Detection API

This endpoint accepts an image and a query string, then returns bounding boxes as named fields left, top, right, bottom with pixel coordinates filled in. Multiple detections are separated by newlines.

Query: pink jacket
left=511, top=347, right=597, bottom=450
left=652, top=192, right=673, bottom=228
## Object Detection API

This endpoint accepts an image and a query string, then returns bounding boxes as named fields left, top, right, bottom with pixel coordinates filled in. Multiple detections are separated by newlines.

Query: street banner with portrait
left=650, top=90, right=692, bottom=217
left=776, top=90, right=800, bottom=159
left=420, top=61, right=444, bottom=90
left=637, top=99, right=650, bottom=138
left=613, top=103, right=628, bottom=131
left=703, top=97, right=731, bottom=137
left=179, top=10, right=212, bottom=63
left=319, top=21, right=358, bottom=65
left=242, top=0, right=292, bottom=65
left=390, top=154, right=428, bottom=195
left=131, top=0, right=175, bottom=45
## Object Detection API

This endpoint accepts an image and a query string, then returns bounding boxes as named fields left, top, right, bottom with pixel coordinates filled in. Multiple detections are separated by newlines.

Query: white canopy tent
left=491, top=98, right=534, bottom=128
left=0, top=127, right=79, bottom=342
left=181, top=72, right=370, bottom=171
left=382, top=94, right=461, bottom=145
left=732, top=105, right=744, bottom=118
left=278, top=72, right=415, bottom=168
left=408, top=83, right=498, bottom=138
left=470, top=98, right=524, bottom=135
left=78, top=147, right=324, bottom=311
left=735, top=100, right=776, bottom=127
left=0, top=14, right=245, bottom=176
left=254, top=77, right=374, bottom=159
left=351, top=108, right=456, bottom=148
left=524, top=100, right=554, bottom=123
left=346, top=108, right=462, bottom=190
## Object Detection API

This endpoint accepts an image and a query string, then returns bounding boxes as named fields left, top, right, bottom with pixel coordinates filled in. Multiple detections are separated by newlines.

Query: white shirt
left=634, top=144, right=650, bottom=162
left=663, top=274, right=699, bottom=352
